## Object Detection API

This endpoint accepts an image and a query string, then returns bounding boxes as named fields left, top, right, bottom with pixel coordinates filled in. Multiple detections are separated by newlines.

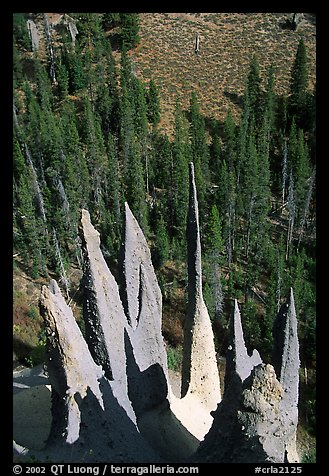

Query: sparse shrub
left=302, top=447, right=316, bottom=463
left=27, top=305, right=40, bottom=321
left=24, top=343, right=45, bottom=367
left=167, top=345, right=182, bottom=372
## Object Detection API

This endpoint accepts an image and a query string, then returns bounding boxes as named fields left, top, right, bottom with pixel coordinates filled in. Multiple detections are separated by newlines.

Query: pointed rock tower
left=14, top=162, right=302, bottom=464
left=194, top=292, right=300, bottom=463
left=225, top=299, right=262, bottom=387
left=181, top=162, right=221, bottom=408
left=272, top=288, right=300, bottom=462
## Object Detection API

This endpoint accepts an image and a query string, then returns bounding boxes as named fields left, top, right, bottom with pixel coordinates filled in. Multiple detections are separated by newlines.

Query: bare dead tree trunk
left=297, top=167, right=316, bottom=251
left=53, top=228, right=70, bottom=300
left=24, top=144, right=48, bottom=227
left=285, top=171, right=296, bottom=260
left=195, top=33, right=200, bottom=54
left=246, top=195, right=255, bottom=259
left=276, top=250, right=281, bottom=312
left=282, top=138, right=288, bottom=207
left=44, top=14, right=57, bottom=84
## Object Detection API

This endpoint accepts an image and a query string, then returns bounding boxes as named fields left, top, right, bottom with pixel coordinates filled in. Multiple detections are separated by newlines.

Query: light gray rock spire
left=181, top=162, right=221, bottom=408
left=225, top=299, right=262, bottom=386
left=272, top=288, right=300, bottom=462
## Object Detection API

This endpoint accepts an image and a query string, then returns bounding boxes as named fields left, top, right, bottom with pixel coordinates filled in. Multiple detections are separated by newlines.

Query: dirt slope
left=130, top=13, right=316, bottom=135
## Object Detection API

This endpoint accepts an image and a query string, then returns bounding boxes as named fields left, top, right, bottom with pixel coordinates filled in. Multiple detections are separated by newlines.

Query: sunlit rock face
left=14, top=162, right=300, bottom=464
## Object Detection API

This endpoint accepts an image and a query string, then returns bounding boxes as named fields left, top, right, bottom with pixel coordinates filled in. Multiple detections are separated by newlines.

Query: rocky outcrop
left=194, top=292, right=300, bottom=463
left=38, top=279, right=161, bottom=462
left=272, top=288, right=300, bottom=462
left=79, top=208, right=136, bottom=422
left=225, top=299, right=262, bottom=386
left=13, top=161, right=301, bottom=464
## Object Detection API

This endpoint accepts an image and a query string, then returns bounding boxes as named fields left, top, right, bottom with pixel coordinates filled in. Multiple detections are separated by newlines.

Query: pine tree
left=286, top=170, right=296, bottom=260
left=147, top=79, right=161, bottom=127
left=206, top=204, right=225, bottom=262
left=155, top=133, right=172, bottom=190
left=126, top=138, right=148, bottom=234
left=295, top=128, right=311, bottom=217
left=244, top=132, right=258, bottom=258
left=290, top=38, right=308, bottom=126
left=246, top=56, right=262, bottom=126
left=55, top=60, right=69, bottom=100
left=281, top=138, right=288, bottom=207
left=222, top=108, right=237, bottom=171
left=80, top=96, right=107, bottom=213
left=102, top=13, right=121, bottom=30
left=105, top=132, right=122, bottom=251
left=13, top=13, right=31, bottom=50
left=152, top=213, right=170, bottom=269
left=64, top=44, right=86, bottom=93
left=15, top=171, right=48, bottom=277
left=297, top=166, right=315, bottom=250
left=120, top=13, right=140, bottom=50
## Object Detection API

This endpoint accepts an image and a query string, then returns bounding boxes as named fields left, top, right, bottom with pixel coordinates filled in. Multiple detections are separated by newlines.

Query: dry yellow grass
left=129, top=13, right=316, bottom=136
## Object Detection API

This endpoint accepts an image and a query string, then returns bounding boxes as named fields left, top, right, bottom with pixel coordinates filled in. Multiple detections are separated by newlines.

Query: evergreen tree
left=104, top=132, right=122, bottom=252
left=120, top=13, right=140, bottom=50
left=13, top=41, right=24, bottom=85
left=13, top=13, right=31, bottom=50
left=244, top=132, right=258, bottom=258
left=102, top=13, right=121, bottom=30
left=152, top=213, right=170, bottom=269
left=295, top=128, right=311, bottom=217
left=126, top=138, right=148, bottom=234
left=80, top=97, right=107, bottom=214
left=75, top=13, right=103, bottom=49
left=119, top=82, right=135, bottom=178
left=131, top=77, right=148, bottom=140
left=205, top=204, right=225, bottom=262
left=155, top=133, right=172, bottom=190
left=15, top=171, right=48, bottom=277
left=290, top=38, right=308, bottom=126
left=222, top=108, right=237, bottom=172
left=246, top=56, right=262, bottom=126
left=147, top=79, right=161, bottom=127
left=55, top=60, right=69, bottom=100
left=64, top=44, right=86, bottom=93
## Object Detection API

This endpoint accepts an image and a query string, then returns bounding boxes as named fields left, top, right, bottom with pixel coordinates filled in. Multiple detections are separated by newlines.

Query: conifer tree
left=102, top=13, right=121, bottom=30
left=155, top=133, right=172, bottom=190
left=126, top=138, right=148, bottom=234
left=105, top=132, right=122, bottom=250
left=120, top=13, right=140, bottom=50
left=222, top=108, right=237, bottom=172
left=153, top=213, right=170, bottom=269
left=290, top=38, right=308, bottom=125
left=246, top=56, right=262, bottom=126
left=13, top=13, right=31, bottom=50
left=147, top=79, right=161, bottom=128
left=206, top=204, right=225, bottom=262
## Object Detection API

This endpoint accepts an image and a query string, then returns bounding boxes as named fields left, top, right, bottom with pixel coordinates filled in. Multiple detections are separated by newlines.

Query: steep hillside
left=128, top=13, right=316, bottom=134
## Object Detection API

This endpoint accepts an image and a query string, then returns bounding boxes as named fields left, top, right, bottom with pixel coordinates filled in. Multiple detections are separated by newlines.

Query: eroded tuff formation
left=14, top=162, right=300, bottom=463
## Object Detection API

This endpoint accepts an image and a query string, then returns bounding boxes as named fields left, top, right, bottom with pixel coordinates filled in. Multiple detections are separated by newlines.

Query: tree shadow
left=108, top=32, right=122, bottom=52
left=13, top=337, right=37, bottom=368
left=224, top=90, right=244, bottom=110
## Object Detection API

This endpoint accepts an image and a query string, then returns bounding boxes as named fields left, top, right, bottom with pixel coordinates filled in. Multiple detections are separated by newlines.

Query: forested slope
left=13, top=13, right=316, bottom=456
